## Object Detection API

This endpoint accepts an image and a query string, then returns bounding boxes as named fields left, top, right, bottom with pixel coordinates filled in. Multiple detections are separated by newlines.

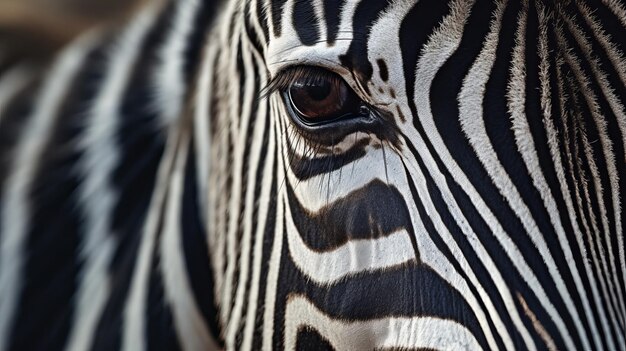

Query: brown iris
left=287, top=71, right=362, bottom=125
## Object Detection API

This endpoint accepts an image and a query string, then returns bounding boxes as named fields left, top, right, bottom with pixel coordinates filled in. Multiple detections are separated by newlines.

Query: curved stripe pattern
left=0, top=0, right=624, bottom=350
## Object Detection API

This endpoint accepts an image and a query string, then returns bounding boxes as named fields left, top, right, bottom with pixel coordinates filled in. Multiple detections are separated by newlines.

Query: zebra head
left=203, top=0, right=626, bottom=349
left=0, top=0, right=623, bottom=350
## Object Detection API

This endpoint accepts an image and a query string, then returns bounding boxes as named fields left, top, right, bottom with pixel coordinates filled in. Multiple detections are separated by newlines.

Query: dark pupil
left=306, top=82, right=331, bottom=101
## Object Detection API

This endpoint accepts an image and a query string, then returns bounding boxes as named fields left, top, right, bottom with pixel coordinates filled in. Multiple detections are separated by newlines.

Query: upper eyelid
left=261, top=66, right=331, bottom=98
left=261, top=65, right=354, bottom=99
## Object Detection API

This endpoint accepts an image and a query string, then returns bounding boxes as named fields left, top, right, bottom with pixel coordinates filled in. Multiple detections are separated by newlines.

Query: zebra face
left=207, top=0, right=626, bottom=349
left=1, top=0, right=623, bottom=349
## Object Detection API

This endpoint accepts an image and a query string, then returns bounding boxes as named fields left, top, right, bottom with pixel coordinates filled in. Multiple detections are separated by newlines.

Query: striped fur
left=0, top=0, right=625, bottom=350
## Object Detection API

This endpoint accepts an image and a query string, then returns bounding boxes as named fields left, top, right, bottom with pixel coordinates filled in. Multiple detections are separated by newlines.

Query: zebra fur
left=0, top=0, right=625, bottom=350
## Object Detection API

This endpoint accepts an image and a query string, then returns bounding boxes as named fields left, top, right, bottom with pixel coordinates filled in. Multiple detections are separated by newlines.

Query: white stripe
left=154, top=0, right=201, bottom=126
left=122, top=122, right=185, bottom=351
left=0, top=33, right=97, bottom=351
left=311, top=0, right=327, bottom=42
left=286, top=144, right=399, bottom=212
left=66, top=6, right=162, bottom=350
left=160, top=130, right=218, bottom=351
left=601, top=0, right=626, bottom=28
left=284, top=295, right=483, bottom=351
left=285, top=221, right=416, bottom=285
left=193, top=46, right=213, bottom=226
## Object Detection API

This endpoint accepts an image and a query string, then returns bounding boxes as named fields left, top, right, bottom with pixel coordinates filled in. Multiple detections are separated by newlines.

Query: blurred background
left=0, top=0, right=147, bottom=70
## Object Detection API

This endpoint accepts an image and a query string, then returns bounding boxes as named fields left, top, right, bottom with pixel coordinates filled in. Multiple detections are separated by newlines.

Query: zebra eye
left=285, top=70, right=362, bottom=126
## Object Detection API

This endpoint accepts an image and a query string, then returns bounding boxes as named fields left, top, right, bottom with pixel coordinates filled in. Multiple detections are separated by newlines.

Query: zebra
left=0, top=0, right=625, bottom=349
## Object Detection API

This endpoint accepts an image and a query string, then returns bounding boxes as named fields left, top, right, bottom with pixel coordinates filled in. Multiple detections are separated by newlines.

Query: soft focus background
left=0, top=0, right=147, bottom=70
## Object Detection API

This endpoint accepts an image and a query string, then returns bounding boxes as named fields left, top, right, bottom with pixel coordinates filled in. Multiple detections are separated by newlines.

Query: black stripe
left=338, top=0, right=392, bottom=90
left=146, top=241, right=182, bottom=351
left=181, top=140, right=224, bottom=346
left=322, top=0, right=343, bottom=45
left=183, top=0, right=219, bottom=80
left=270, top=0, right=288, bottom=37
left=296, top=327, right=335, bottom=350
left=293, top=0, right=321, bottom=46
left=286, top=179, right=415, bottom=252
left=286, top=137, right=368, bottom=180
left=399, top=0, right=451, bottom=122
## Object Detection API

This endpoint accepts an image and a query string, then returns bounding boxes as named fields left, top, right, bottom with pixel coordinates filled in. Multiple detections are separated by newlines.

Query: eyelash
left=261, top=66, right=338, bottom=98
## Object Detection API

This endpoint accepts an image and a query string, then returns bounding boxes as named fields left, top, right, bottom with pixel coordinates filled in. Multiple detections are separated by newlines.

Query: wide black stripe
left=183, top=0, right=219, bottom=80
left=322, top=0, right=343, bottom=45
left=399, top=0, right=451, bottom=121
left=270, top=0, right=288, bottom=37
left=338, top=0, right=392, bottom=90
left=286, top=179, right=414, bottom=252
left=292, top=0, right=320, bottom=46
left=296, top=327, right=335, bottom=350
left=286, top=137, right=368, bottom=180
